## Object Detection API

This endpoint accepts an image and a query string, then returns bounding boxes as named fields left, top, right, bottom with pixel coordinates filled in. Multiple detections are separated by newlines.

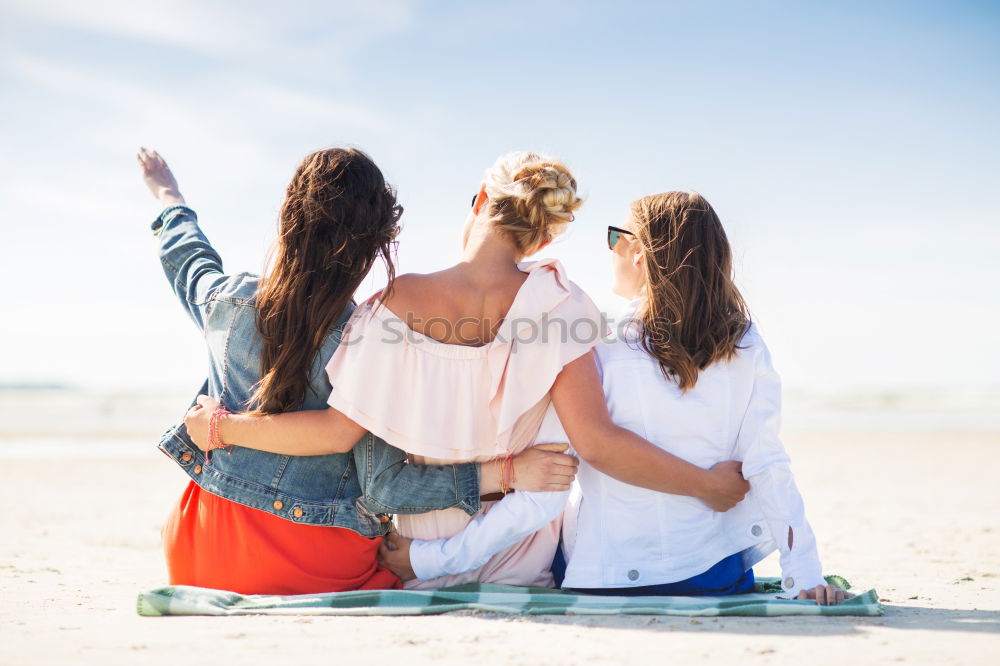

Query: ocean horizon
left=2, top=385, right=997, bottom=460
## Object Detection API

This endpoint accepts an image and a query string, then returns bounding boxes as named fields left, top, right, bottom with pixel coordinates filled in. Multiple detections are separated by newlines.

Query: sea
left=1, top=385, right=997, bottom=460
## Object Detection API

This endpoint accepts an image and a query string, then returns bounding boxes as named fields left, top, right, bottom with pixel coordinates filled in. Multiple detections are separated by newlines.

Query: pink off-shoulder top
left=325, top=258, right=605, bottom=588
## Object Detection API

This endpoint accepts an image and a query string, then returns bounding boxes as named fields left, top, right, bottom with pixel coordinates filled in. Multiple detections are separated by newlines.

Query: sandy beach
left=1, top=391, right=998, bottom=665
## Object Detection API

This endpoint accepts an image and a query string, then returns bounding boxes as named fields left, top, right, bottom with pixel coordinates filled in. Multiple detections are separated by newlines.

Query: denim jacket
left=152, top=205, right=481, bottom=537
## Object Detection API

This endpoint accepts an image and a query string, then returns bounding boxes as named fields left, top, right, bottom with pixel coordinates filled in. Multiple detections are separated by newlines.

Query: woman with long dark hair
left=137, top=147, right=577, bottom=594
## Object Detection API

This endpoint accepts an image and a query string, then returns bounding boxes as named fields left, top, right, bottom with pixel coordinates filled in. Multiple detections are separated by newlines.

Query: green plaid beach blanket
left=137, top=576, right=881, bottom=617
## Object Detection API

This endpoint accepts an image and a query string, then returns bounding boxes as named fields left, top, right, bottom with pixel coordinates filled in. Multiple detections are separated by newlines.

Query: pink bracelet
left=497, top=454, right=515, bottom=495
left=206, top=407, right=232, bottom=463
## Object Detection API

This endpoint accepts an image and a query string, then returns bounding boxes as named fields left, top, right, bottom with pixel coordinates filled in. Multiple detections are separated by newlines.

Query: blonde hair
left=482, top=151, right=583, bottom=253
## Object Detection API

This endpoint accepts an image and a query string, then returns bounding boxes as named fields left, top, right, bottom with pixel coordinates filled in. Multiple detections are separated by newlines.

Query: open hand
left=512, top=443, right=579, bottom=492
left=699, top=460, right=750, bottom=512
left=183, top=394, right=221, bottom=451
left=378, top=531, right=416, bottom=582
left=797, top=584, right=855, bottom=605
left=136, top=147, right=185, bottom=206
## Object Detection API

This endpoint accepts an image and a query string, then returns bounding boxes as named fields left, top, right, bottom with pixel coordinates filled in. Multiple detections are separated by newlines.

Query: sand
left=1, top=427, right=998, bottom=665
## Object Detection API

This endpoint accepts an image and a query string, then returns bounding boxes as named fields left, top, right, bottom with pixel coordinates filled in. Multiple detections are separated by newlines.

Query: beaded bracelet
left=205, top=406, right=232, bottom=463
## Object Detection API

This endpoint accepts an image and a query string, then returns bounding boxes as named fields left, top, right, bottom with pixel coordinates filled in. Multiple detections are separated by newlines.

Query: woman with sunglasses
left=185, top=152, right=750, bottom=589
left=567, top=193, right=848, bottom=602
left=378, top=191, right=850, bottom=604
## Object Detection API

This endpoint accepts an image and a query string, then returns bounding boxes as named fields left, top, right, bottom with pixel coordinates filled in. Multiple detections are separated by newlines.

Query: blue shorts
left=554, top=549, right=755, bottom=597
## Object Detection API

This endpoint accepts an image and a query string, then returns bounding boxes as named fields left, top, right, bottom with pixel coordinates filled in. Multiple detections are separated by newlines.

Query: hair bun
left=483, top=152, right=583, bottom=253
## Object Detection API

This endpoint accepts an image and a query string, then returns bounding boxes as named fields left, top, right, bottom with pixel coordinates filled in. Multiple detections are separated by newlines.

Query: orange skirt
left=163, top=481, right=401, bottom=595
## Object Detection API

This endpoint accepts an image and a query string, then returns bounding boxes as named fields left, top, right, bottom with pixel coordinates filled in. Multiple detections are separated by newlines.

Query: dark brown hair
left=250, top=148, right=401, bottom=414
left=631, top=191, right=750, bottom=391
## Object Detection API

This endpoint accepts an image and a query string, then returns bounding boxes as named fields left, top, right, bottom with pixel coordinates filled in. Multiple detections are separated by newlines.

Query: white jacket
left=409, top=307, right=825, bottom=597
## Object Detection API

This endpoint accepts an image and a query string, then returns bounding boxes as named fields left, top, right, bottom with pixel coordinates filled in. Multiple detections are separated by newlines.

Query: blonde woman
left=185, top=153, right=749, bottom=589
left=380, top=192, right=851, bottom=605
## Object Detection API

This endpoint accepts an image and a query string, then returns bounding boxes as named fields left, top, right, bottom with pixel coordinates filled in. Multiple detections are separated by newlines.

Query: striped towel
left=137, top=576, right=881, bottom=617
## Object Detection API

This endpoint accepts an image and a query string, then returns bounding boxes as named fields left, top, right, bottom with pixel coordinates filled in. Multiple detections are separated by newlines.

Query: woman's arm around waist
left=550, top=351, right=748, bottom=512
left=384, top=487, right=571, bottom=582
left=183, top=397, right=578, bottom=508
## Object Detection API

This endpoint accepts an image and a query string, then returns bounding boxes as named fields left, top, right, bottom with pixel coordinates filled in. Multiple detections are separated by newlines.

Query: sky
left=0, top=0, right=998, bottom=395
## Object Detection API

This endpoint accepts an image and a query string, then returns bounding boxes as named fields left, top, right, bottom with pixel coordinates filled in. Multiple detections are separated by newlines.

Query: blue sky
left=1, top=0, right=997, bottom=393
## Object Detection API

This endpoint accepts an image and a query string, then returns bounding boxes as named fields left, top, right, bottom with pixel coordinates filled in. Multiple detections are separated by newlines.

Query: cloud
left=2, top=0, right=247, bottom=56
left=1, top=0, right=415, bottom=79
left=0, top=51, right=395, bottom=204
left=235, top=82, right=392, bottom=132
left=0, top=0, right=403, bottom=150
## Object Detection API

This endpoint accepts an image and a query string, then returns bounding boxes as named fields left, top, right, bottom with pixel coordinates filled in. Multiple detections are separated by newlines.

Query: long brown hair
left=250, top=148, right=401, bottom=414
left=631, top=191, right=749, bottom=391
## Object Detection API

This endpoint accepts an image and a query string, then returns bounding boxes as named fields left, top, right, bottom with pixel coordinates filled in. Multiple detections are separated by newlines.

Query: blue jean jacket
left=152, top=206, right=481, bottom=537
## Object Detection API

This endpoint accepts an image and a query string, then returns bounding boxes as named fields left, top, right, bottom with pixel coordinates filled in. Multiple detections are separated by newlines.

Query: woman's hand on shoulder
left=183, top=394, right=220, bottom=451
left=136, top=147, right=185, bottom=207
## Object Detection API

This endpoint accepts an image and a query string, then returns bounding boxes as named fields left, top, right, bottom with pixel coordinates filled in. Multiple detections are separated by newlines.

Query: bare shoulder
left=386, top=272, right=431, bottom=294
left=382, top=271, right=458, bottom=316
left=381, top=273, right=426, bottom=312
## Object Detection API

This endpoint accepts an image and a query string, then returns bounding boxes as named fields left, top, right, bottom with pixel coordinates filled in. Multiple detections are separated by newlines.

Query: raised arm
left=551, top=351, right=748, bottom=511
left=138, top=148, right=229, bottom=331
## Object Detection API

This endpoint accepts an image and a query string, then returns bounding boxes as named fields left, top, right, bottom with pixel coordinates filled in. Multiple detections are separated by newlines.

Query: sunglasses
left=607, top=225, right=635, bottom=250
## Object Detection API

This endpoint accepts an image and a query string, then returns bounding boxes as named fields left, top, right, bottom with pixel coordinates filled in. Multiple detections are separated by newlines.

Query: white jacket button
left=627, top=569, right=640, bottom=581
left=751, top=524, right=763, bottom=537
left=784, top=577, right=795, bottom=589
